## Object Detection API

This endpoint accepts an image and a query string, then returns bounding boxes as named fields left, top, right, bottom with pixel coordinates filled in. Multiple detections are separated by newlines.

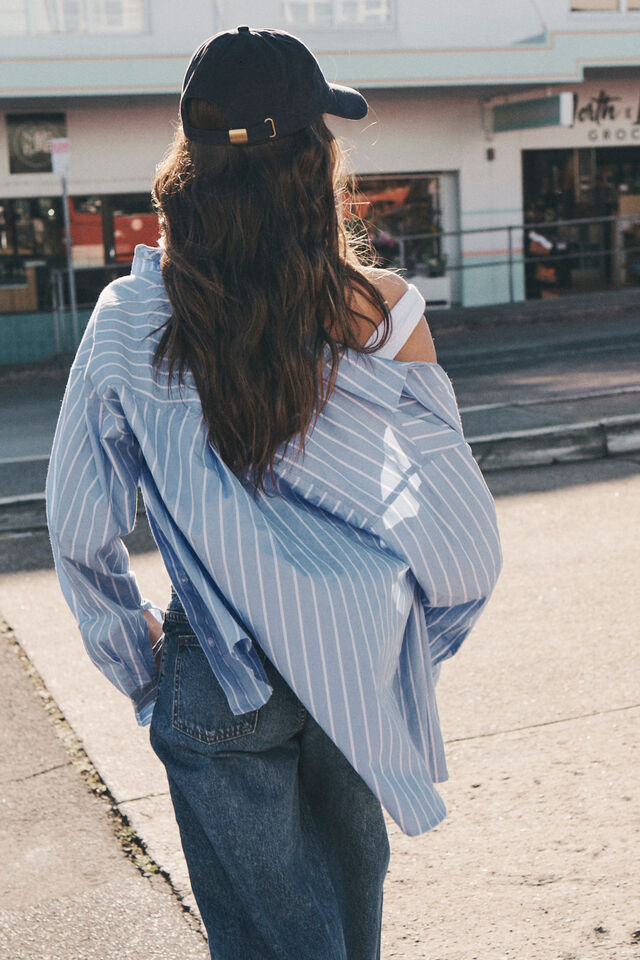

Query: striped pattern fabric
left=46, top=244, right=502, bottom=836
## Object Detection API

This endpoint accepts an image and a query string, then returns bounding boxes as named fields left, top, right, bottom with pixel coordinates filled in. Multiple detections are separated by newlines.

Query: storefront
left=0, top=106, right=163, bottom=317
left=3, top=76, right=639, bottom=323
left=351, top=170, right=461, bottom=307
left=522, top=144, right=640, bottom=295
left=0, top=96, right=463, bottom=315
left=513, top=80, right=640, bottom=298
left=0, top=191, right=159, bottom=314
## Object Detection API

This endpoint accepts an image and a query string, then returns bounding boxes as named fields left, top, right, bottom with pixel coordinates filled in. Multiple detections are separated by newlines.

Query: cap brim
left=325, top=83, right=368, bottom=120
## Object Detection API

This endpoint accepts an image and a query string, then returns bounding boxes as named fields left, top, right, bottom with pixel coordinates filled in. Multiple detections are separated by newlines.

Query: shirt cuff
left=132, top=677, right=159, bottom=727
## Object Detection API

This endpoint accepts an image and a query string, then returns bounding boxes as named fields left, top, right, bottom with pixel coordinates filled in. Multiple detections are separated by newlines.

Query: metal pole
left=51, top=270, right=61, bottom=354
left=613, top=214, right=622, bottom=288
left=397, top=237, right=406, bottom=269
left=61, top=175, right=79, bottom=346
left=507, top=225, right=514, bottom=303
left=56, top=270, right=66, bottom=349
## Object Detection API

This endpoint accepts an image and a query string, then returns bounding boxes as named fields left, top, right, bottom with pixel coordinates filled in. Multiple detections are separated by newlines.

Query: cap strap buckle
left=226, top=118, right=276, bottom=145
left=228, top=127, right=249, bottom=144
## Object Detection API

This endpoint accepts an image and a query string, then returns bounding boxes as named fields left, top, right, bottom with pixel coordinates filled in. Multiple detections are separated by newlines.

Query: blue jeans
left=149, top=588, right=390, bottom=960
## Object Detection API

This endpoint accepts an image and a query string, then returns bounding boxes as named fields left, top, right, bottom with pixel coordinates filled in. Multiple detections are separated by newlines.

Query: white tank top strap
left=364, top=283, right=426, bottom=358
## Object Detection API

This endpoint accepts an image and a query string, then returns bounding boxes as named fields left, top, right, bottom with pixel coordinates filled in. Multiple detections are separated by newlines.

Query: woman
left=46, top=26, right=502, bottom=960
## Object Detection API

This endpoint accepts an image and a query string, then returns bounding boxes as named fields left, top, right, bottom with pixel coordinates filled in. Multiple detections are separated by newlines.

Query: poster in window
left=7, top=114, right=67, bottom=174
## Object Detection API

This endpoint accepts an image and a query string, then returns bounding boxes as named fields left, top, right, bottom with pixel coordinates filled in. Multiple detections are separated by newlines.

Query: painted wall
left=1, top=0, right=640, bottom=96
left=0, top=96, right=177, bottom=199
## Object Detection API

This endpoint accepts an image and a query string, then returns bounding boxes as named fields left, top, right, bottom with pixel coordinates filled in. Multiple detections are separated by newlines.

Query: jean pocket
left=172, top=636, right=259, bottom=745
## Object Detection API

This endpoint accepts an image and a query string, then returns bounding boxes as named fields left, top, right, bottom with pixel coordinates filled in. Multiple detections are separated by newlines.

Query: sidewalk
left=1, top=455, right=639, bottom=958
left=0, top=620, right=209, bottom=959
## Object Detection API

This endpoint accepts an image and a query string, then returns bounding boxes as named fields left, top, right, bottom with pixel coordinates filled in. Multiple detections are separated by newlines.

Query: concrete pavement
left=1, top=455, right=639, bottom=958
left=0, top=620, right=209, bottom=959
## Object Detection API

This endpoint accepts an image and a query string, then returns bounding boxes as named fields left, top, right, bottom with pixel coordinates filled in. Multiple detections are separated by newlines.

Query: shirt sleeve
left=45, top=323, right=163, bottom=726
left=421, top=597, right=489, bottom=669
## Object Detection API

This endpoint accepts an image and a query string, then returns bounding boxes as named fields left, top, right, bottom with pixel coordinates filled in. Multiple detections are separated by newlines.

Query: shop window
left=0, top=0, right=147, bottom=35
left=109, top=194, right=159, bottom=262
left=0, top=190, right=157, bottom=314
left=0, top=198, right=63, bottom=262
left=66, top=193, right=158, bottom=265
left=281, top=0, right=392, bottom=27
left=0, top=197, right=64, bottom=314
left=348, top=174, right=444, bottom=276
left=522, top=147, right=640, bottom=296
left=69, top=196, right=107, bottom=267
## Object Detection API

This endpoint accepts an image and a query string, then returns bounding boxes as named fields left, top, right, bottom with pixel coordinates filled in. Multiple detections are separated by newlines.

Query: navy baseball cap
left=180, top=25, right=368, bottom=146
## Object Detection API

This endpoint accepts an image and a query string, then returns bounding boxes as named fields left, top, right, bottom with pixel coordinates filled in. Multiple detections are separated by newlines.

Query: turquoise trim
left=462, top=208, right=523, bottom=217
left=493, top=95, right=565, bottom=132
left=0, top=308, right=91, bottom=366
left=1, top=30, right=640, bottom=94
left=463, top=253, right=525, bottom=263
left=461, top=258, right=526, bottom=307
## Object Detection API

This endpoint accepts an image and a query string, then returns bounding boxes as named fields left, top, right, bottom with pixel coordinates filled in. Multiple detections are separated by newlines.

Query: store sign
left=573, top=88, right=640, bottom=142
left=493, top=93, right=574, bottom=132
left=7, top=113, right=67, bottom=174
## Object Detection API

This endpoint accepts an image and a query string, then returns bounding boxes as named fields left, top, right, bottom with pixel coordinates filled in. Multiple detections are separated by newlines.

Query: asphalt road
left=439, top=313, right=640, bottom=406
left=1, top=311, right=639, bottom=500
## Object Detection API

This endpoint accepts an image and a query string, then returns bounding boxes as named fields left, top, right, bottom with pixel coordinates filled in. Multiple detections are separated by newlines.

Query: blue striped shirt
left=45, top=243, right=502, bottom=836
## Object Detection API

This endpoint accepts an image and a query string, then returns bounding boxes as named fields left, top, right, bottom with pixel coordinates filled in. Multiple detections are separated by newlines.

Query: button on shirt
left=46, top=244, right=502, bottom=837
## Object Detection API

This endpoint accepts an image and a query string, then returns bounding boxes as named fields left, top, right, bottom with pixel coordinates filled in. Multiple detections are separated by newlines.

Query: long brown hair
left=151, top=98, right=392, bottom=492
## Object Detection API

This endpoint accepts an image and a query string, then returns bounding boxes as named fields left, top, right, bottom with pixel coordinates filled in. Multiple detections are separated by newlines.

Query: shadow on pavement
left=484, top=453, right=640, bottom=498
left=0, top=511, right=159, bottom=576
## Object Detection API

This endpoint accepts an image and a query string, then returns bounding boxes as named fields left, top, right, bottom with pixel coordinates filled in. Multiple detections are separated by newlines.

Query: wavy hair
left=151, top=98, right=392, bottom=492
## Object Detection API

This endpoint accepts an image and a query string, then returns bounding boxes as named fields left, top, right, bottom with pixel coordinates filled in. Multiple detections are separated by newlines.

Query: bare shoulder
left=359, top=266, right=409, bottom=310
left=357, top=266, right=437, bottom=363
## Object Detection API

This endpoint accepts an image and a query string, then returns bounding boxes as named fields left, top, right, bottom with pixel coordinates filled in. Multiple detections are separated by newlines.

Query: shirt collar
left=131, top=244, right=163, bottom=275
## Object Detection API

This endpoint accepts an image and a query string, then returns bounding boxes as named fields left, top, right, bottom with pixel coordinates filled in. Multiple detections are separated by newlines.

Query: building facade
left=1, top=0, right=640, bottom=328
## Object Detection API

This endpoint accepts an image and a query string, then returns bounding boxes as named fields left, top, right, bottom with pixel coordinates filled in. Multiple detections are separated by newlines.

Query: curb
left=469, top=413, right=640, bottom=471
left=2, top=415, right=640, bottom=532
left=0, top=491, right=147, bottom=535
left=428, top=286, right=640, bottom=337
left=0, top=494, right=49, bottom=535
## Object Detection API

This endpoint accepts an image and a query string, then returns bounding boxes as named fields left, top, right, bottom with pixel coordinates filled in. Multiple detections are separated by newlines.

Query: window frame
left=349, top=171, right=447, bottom=277
left=0, top=0, right=151, bottom=36
left=569, top=0, right=640, bottom=11
left=281, top=0, right=395, bottom=30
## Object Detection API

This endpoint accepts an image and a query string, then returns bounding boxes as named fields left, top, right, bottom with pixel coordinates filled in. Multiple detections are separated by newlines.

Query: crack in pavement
left=0, top=759, right=73, bottom=785
left=117, top=789, right=171, bottom=805
left=445, top=701, right=640, bottom=743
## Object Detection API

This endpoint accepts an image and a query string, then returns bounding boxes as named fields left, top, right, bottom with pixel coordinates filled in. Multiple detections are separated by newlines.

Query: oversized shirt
left=46, top=243, right=502, bottom=837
